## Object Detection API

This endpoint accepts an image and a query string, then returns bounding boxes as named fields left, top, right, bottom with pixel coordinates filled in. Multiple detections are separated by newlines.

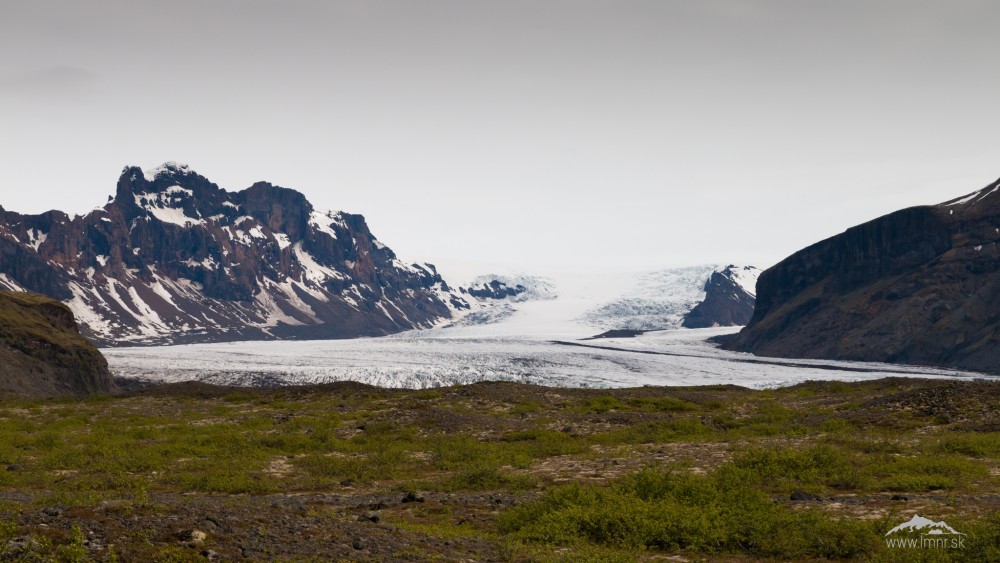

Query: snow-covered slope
left=726, top=265, right=760, bottom=297
left=439, top=263, right=756, bottom=339
left=582, top=265, right=725, bottom=331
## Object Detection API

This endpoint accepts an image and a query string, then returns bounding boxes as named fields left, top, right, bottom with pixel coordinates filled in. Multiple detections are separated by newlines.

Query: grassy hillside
left=0, top=291, right=115, bottom=397
left=1, top=378, right=999, bottom=560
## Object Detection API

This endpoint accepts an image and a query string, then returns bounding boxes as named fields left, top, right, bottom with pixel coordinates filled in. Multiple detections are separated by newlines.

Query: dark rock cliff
left=683, top=265, right=758, bottom=328
left=0, top=162, right=468, bottom=346
left=0, top=291, right=116, bottom=396
left=724, top=176, right=1000, bottom=373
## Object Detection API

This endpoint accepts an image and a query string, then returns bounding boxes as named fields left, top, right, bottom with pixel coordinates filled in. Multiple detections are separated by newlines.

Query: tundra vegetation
left=0, top=378, right=999, bottom=561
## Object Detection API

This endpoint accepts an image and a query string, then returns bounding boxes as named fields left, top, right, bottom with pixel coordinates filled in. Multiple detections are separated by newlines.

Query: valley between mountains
left=5, top=163, right=1000, bottom=382
left=0, top=162, right=791, bottom=392
left=6, top=163, right=999, bottom=391
left=4, top=165, right=1000, bottom=561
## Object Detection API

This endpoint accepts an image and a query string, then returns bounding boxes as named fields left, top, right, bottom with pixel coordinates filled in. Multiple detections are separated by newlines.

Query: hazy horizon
left=3, top=1, right=999, bottom=271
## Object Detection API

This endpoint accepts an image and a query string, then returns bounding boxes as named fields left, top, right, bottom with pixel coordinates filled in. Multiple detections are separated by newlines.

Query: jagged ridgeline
left=0, top=163, right=471, bottom=346
left=682, top=265, right=759, bottom=329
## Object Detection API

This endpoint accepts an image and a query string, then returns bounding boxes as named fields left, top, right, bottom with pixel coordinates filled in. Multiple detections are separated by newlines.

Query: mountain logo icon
left=885, top=515, right=964, bottom=536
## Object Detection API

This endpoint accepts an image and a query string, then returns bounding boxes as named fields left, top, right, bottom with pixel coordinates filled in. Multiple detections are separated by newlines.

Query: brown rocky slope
left=723, top=176, right=1000, bottom=373
left=0, top=291, right=116, bottom=397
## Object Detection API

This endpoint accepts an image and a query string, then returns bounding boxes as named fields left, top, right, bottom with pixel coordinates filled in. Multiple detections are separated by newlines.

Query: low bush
left=499, top=467, right=881, bottom=559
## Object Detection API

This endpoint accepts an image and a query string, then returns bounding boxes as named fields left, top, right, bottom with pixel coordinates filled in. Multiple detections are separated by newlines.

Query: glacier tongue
left=105, top=264, right=993, bottom=389
left=446, top=264, right=756, bottom=336
left=104, top=326, right=989, bottom=390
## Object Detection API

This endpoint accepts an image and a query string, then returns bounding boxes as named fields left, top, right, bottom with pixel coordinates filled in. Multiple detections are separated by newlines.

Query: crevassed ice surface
left=104, top=264, right=993, bottom=389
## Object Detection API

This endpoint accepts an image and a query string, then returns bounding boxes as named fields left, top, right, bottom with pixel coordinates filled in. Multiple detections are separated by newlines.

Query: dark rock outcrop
left=0, top=162, right=468, bottom=346
left=462, top=280, right=527, bottom=300
left=0, top=291, right=116, bottom=396
left=724, top=176, right=1000, bottom=373
left=459, top=274, right=558, bottom=304
left=683, top=265, right=759, bottom=328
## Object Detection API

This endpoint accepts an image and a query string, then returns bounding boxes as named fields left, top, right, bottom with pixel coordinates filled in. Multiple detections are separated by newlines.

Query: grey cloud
left=0, top=65, right=97, bottom=100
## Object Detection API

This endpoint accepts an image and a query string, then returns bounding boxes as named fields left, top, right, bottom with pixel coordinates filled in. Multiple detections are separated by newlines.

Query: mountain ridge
left=724, top=176, right=1000, bottom=372
left=682, top=265, right=759, bottom=328
left=0, top=163, right=470, bottom=346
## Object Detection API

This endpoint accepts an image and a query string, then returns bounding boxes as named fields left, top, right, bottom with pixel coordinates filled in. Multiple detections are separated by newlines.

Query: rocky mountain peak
left=143, top=161, right=195, bottom=181
left=237, top=181, right=313, bottom=241
left=0, top=163, right=469, bottom=346
left=119, top=162, right=222, bottom=197
left=682, top=265, right=759, bottom=328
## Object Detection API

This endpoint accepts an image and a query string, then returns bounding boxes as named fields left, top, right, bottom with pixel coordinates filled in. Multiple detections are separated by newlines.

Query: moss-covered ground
left=1, top=378, right=999, bottom=561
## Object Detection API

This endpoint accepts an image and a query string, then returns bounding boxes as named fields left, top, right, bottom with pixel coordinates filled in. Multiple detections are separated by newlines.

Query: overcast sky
left=2, top=1, right=999, bottom=273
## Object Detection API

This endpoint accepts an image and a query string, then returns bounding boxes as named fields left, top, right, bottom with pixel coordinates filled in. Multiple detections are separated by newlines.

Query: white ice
left=103, top=263, right=994, bottom=390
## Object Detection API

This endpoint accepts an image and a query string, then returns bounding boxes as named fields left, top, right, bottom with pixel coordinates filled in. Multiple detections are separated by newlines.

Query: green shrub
left=445, top=466, right=536, bottom=491
left=593, top=418, right=714, bottom=445
left=819, top=418, right=856, bottom=434
left=499, top=467, right=881, bottom=558
left=0, top=519, right=16, bottom=545
left=626, top=397, right=697, bottom=412
left=500, top=429, right=585, bottom=458
left=509, top=400, right=542, bottom=415
left=55, top=524, right=89, bottom=563
left=579, top=396, right=624, bottom=413
left=412, top=389, right=443, bottom=400
left=174, top=465, right=276, bottom=494
left=718, top=445, right=869, bottom=491
left=929, top=433, right=1000, bottom=458
left=870, top=453, right=988, bottom=492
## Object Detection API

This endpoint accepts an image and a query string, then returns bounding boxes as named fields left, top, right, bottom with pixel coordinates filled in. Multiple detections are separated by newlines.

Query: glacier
left=104, top=264, right=994, bottom=389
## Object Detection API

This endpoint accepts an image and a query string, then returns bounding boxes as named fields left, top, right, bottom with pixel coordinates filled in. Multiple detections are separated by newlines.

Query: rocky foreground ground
left=2, top=378, right=1000, bottom=561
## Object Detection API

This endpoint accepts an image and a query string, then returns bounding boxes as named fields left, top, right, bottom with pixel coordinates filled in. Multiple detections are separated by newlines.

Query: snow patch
left=0, top=274, right=25, bottom=291
left=143, top=162, right=193, bottom=182
left=309, top=210, right=343, bottom=240
left=944, top=182, right=1000, bottom=207
left=293, top=242, right=347, bottom=284
left=723, top=265, right=760, bottom=298
left=26, top=228, right=47, bottom=250
left=184, top=256, right=218, bottom=270
left=135, top=188, right=203, bottom=227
